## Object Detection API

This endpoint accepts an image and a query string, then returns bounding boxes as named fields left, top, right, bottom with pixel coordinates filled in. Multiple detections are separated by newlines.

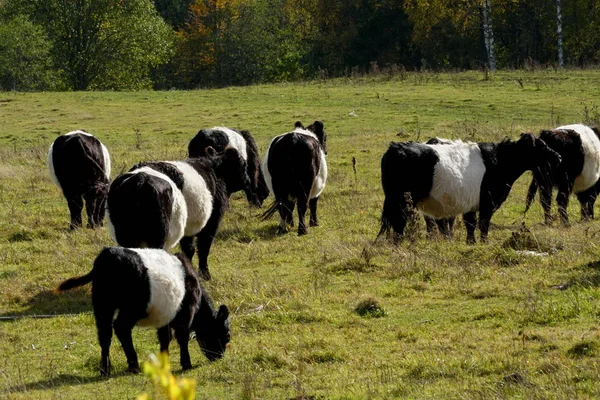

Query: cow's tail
left=260, top=200, right=280, bottom=221
left=54, top=270, right=94, bottom=293
left=377, top=197, right=394, bottom=239
left=524, top=176, right=538, bottom=215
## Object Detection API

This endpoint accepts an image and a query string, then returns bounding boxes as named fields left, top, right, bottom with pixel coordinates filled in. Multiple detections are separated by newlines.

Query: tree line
left=1, top=0, right=599, bottom=91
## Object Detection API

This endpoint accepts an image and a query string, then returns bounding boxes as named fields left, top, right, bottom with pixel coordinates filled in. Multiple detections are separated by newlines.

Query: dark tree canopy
left=1, top=0, right=600, bottom=90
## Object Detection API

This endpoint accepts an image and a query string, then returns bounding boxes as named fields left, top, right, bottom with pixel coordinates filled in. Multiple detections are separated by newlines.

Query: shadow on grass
left=0, top=289, right=91, bottom=321
left=2, top=371, right=129, bottom=394
left=568, top=260, right=600, bottom=288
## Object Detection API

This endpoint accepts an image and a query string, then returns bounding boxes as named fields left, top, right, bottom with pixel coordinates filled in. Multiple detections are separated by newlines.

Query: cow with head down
left=379, top=133, right=562, bottom=244
left=48, top=130, right=111, bottom=229
left=525, top=124, right=600, bottom=225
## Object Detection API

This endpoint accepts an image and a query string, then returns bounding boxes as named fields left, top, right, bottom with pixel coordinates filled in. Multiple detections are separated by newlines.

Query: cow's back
left=264, top=132, right=322, bottom=200
left=49, top=132, right=109, bottom=192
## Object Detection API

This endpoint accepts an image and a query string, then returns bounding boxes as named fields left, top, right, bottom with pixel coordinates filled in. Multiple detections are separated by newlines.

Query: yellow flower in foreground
left=137, top=352, right=196, bottom=400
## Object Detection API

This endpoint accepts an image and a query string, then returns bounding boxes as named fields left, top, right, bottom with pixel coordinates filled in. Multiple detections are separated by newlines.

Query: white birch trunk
left=556, top=0, right=564, bottom=67
left=482, top=0, right=496, bottom=71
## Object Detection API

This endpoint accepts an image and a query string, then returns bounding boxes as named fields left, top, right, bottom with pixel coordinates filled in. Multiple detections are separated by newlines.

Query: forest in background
left=1, top=0, right=599, bottom=91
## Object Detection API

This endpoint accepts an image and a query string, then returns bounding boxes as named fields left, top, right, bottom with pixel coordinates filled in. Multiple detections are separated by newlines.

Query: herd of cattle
left=46, top=121, right=600, bottom=375
left=48, top=121, right=328, bottom=375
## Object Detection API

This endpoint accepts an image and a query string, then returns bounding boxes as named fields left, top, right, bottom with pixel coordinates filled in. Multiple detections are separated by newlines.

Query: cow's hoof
left=127, top=365, right=141, bottom=374
left=181, top=362, right=193, bottom=370
left=199, top=269, right=212, bottom=281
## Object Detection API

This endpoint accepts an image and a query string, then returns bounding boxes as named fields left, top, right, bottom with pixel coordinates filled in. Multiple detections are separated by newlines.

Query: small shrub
left=354, top=298, right=385, bottom=318
left=567, top=340, right=598, bottom=357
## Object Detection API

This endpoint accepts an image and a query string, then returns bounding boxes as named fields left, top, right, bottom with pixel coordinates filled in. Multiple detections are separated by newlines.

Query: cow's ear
left=312, top=120, right=324, bottom=131
left=205, top=146, right=217, bottom=156
left=294, top=121, right=304, bottom=129
left=217, top=305, right=230, bottom=321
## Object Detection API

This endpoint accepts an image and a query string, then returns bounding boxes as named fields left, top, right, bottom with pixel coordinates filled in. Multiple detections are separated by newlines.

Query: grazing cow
left=378, top=133, right=562, bottom=244
left=55, top=247, right=230, bottom=376
left=525, top=124, right=600, bottom=225
left=261, top=121, right=328, bottom=235
left=47, top=130, right=111, bottom=229
left=423, top=137, right=456, bottom=238
left=189, top=127, right=269, bottom=207
left=107, top=148, right=249, bottom=280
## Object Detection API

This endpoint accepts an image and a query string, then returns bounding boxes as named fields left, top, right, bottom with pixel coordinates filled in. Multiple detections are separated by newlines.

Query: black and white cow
left=107, top=148, right=249, bottom=280
left=261, top=121, right=328, bottom=235
left=55, top=247, right=231, bottom=376
left=378, top=133, right=562, bottom=244
left=525, top=124, right=600, bottom=225
left=189, top=127, right=269, bottom=207
left=423, top=137, right=456, bottom=238
left=47, top=130, right=111, bottom=229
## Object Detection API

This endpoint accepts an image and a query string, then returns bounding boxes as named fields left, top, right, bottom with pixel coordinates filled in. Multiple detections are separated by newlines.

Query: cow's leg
left=174, top=327, right=192, bottom=370
left=463, top=212, right=477, bottom=245
left=277, top=199, right=294, bottom=233
left=478, top=210, right=493, bottom=243
left=577, top=186, right=598, bottom=222
left=180, top=236, right=195, bottom=262
left=66, top=193, right=84, bottom=230
left=196, top=208, right=224, bottom=280
left=94, top=306, right=115, bottom=376
left=539, top=181, right=554, bottom=225
left=297, top=195, right=309, bottom=236
left=285, top=200, right=295, bottom=227
left=556, top=183, right=571, bottom=226
left=309, top=197, right=319, bottom=227
left=437, top=218, right=452, bottom=238
left=445, top=218, right=456, bottom=238
left=424, top=216, right=436, bottom=237
left=113, top=314, right=141, bottom=373
left=157, top=326, right=172, bottom=354
left=93, top=192, right=107, bottom=227
left=83, top=191, right=98, bottom=229
left=244, top=187, right=261, bottom=208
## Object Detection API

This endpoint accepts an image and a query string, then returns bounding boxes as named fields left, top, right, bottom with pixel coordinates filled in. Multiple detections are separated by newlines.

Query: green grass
left=2, top=69, right=600, bottom=399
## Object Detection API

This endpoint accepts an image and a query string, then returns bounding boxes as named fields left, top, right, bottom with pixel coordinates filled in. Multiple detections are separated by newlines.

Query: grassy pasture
left=1, top=70, right=600, bottom=399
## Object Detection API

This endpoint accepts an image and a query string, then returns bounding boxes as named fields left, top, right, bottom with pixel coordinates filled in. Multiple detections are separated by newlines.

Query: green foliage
left=354, top=297, right=386, bottom=318
left=0, top=14, right=56, bottom=90
left=4, top=0, right=173, bottom=90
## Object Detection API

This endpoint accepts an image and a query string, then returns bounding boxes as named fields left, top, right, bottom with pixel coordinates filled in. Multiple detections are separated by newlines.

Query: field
left=2, top=69, right=600, bottom=399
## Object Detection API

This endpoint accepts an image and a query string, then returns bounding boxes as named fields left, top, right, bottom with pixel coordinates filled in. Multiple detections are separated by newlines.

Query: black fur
left=525, top=128, right=599, bottom=225
left=55, top=247, right=230, bottom=376
left=378, top=142, right=438, bottom=241
left=107, top=171, right=174, bottom=248
left=49, top=132, right=109, bottom=229
left=188, top=128, right=269, bottom=207
left=379, top=134, right=562, bottom=244
left=108, top=148, right=250, bottom=281
left=262, top=120, right=327, bottom=235
left=129, top=161, right=185, bottom=190
left=179, top=148, right=249, bottom=280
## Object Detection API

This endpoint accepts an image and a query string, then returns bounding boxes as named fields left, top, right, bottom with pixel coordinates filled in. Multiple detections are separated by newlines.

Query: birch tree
left=481, top=0, right=496, bottom=71
left=556, top=0, right=564, bottom=66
